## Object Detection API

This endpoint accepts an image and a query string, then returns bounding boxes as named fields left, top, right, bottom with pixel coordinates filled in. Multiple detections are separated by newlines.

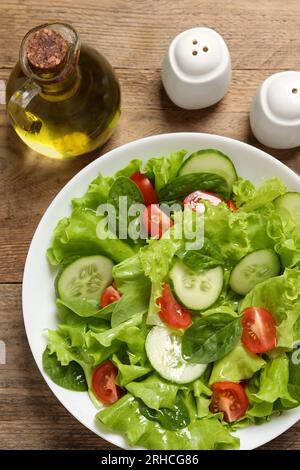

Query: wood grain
left=0, top=0, right=299, bottom=450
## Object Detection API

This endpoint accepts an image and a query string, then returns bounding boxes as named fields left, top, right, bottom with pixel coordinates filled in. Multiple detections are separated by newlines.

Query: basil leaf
left=158, top=172, right=230, bottom=202
left=42, top=347, right=88, bottom=391
left=182, top=313, right=242, bottom=364
left=138, top=393, right=190, bottom=431
left=176, top=239, right=224, bottom=272
left=108, top=176, right=144, bottom=239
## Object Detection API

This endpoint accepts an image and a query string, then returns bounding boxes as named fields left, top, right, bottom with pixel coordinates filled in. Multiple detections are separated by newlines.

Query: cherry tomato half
left=142, top=204, right=173, bottom=238
left=92, top=361, right=122, bottom=404
left=210, top=381, right=249, bottom=422
left=157, top=283, right=192, bottom=329
left=241, top=307, right=277, bottom=354
left=130, top=172, right=158, bottom=205
left=100, top=285, right=121, bottom=308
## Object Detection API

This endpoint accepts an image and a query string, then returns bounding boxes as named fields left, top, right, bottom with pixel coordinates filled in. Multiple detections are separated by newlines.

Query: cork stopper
left=26, top=28, right=68, bottom=72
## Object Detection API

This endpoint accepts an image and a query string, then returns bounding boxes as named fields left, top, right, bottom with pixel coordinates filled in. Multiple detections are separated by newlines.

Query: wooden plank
left=0, top=283, right=299, bottom=450
left=1, top=0, right=300, bottom=71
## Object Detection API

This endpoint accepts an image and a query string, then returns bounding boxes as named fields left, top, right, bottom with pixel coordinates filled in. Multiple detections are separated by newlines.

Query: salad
left=44, top=148, right=300, bottom=450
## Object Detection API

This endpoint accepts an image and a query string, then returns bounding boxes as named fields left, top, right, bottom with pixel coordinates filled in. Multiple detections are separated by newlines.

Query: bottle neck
left=38, top=65, right=81, bottom=102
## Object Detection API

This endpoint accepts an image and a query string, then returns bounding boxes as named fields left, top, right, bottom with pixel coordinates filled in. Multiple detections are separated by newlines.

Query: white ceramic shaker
left=161, top=27, right=231, bottom=110
left=250, top=71, right=300, bottom=149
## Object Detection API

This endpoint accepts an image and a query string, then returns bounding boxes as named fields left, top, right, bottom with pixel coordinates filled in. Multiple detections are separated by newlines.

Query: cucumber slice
left=169, top=261, right=223, bottom=310
left=179, top=149, right=237, bottom=192
left=229, top=249, right=280, bottom=296
left=145, top=326, right=207, bottom=384
left=274, top=192, right=300, bottom=228
left=57, top=255, right=113, bottom=305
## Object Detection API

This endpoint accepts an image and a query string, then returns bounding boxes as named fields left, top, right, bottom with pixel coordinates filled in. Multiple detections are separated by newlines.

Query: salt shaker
left=250, top=71, right=300, bottom=149
left=161, top=27, right=231, bottom=110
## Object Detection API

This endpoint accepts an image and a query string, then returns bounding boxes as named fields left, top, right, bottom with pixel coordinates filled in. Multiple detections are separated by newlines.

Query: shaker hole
left=192, top=39, right=198, bottom=45
left=192, top=50, right=198, bottom=56
left=292, top=88, right=298, bottom=94
left=203, top=46, right=209, bottom=52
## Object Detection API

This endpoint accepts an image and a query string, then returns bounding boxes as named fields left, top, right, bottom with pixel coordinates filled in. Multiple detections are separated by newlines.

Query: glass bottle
left=6, top=23, right=121, bottom=159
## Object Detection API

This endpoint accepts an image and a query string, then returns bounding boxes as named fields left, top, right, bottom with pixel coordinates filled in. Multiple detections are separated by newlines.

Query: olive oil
left=6, top=24, right=121, bottom=159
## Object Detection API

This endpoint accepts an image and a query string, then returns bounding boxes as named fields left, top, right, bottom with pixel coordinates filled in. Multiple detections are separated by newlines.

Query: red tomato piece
left=157, top=283, right=192, bottom=329
left=142, top=204, right=173, bottom=238
left=130, top=172, right=158, bottom=205
left=241, top=307, right=277, bottom=354
left=227, top=199, right=237, bottom=212
left=92, top=361, right=122, bottom=405
left=100, top=286, right=121, bottom=308
left=210, top=381, right=249, bottom=422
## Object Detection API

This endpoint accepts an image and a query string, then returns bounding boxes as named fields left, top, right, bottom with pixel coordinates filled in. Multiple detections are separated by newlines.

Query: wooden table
left=0, top=0, right=299, bottom=450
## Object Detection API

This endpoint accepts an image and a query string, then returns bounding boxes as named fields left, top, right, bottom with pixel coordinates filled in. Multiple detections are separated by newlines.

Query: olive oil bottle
left=6, top=23, right=121, bottom=159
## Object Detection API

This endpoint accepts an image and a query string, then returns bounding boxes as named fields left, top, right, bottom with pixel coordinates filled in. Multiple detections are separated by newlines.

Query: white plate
left=22, top=132, right=300, bottom=450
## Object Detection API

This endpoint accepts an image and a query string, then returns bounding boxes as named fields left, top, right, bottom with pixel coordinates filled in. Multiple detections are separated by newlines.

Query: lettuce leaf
left=233, top=177, right=287, bottom=211
left=71, top=160, right=142, bottom=210
left=143, top=150, right=187, bottom=192
left=248, top=354, right=298, bottom=409
left=203, top=203, right=274, bottom=267
left=267, top=212, right=300, bottom=268
left=71, top=174, right=114, bottom=210
left=111, top=255, right=151, bottom=327
left=97, top=394, right=239, bottom=450
left=112, top=354, right=151, bottom=386
left=125, top=373, right=181, bottom=410
left=47, top=208, right=135, bottom=266
left=209, top=343, right=266, bottom=384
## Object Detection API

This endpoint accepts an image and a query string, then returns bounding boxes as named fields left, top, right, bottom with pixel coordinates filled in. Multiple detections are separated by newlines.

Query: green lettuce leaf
left=233, top=177, right=287, bottom=211
left=47, top=208, right=135, bottom=266
left=143, top=150, right=187, bottom=192
left=203, top=203, right=274, bottom=267
left=248, top=354, right=298, bottom=408
left=115, top=159, right=142, bottom=178
left=91, top=313, right=144, bottom=347
left=71, top=173, right=114, bottom=210
left=112, top=354, right=151, bottom=386
left=209, top=343, right=266, bottom=384
left=111, top=255, right=151, bottom=327
left=267, top=212, right=300, bottom=268
left=125, top=373, right=181, bottom=410
left=71, top=160, right=142, bottom=211
left=97, top=394, right=239, bottom=450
